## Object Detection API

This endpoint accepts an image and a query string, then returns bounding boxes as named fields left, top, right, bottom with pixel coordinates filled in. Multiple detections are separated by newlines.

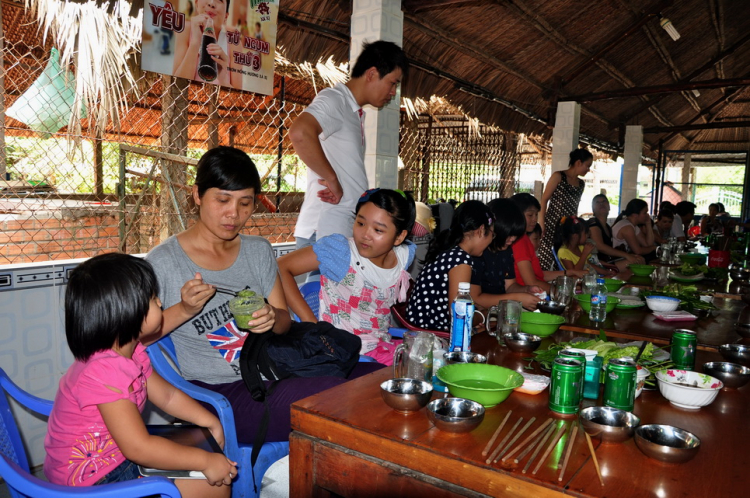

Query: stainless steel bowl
left=736, top=324, right=750, bottom=339
left=579, top=406, right=641, bottom=443
left=444, top=351, right=488, bottom=364
left=426, top=397, right=485, bottom=434
left=503, top=332, right=542, bottom=353
left=380, top=378, right=433, bottom=414
left=634, top=425, right=701, bottom=464
left=729, top=265, right=750, bottom=282
left=719, top=344, right=750, bottom=365
left=703, top=361, right=750, bottom=389
left=536, top=300, right=566, bottom=315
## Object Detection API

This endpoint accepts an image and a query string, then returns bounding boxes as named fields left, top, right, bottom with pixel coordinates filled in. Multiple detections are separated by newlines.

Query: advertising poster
left=142, top=0, right=278, bottom=95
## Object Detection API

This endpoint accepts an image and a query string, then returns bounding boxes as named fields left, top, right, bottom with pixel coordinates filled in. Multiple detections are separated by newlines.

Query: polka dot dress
left=406, top=246, right=472, bottom=332
left=539, top=171, right=585, bottom=271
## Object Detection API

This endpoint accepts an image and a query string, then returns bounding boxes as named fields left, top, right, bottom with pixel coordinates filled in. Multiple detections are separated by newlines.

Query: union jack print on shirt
left=207, top=321, right=247, bottom=363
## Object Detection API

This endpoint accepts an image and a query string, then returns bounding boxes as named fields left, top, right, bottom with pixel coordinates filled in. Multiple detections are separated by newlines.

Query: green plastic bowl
left=436, top=363, right=524, bottom=407
left=603, top=278, right=626, bottom=292
left=518, top=311, right=565, bottom=337
left=679, top=253, right=707, bottom=265
left=577, top=294, right=621, bottom=313
left=627, top=264, right=656, bottom=277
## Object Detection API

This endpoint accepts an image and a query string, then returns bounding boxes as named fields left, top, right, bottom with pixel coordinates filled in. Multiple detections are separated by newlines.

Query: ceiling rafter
left=708, top=0, right=725, bottom=79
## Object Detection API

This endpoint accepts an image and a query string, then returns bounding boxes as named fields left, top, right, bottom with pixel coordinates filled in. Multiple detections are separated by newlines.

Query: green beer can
left=559, top=349, right=587, bottom=401
left=671, top=329, right=697, bottom=370
left=549, top=357, right=584, bottom=415
left=603, top=358, right=637, bottom=411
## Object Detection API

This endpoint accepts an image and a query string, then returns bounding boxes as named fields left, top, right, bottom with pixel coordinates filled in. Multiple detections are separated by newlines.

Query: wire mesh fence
left=0, top=4, right=548, bottom=265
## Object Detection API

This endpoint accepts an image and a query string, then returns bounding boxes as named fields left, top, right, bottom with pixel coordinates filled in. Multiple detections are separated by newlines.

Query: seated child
left=278, top=188, right=416, bottom=362
left=555, top=216, right=615, bottom=276
left=44, top=254, right=235, bottom=497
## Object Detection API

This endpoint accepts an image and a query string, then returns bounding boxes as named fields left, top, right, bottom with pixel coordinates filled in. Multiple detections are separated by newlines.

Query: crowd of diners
left=41, top=38, right=726, bottom=495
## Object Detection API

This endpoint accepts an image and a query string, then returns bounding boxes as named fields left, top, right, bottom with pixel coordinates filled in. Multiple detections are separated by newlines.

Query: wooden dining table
left=559, top=292, right=748, bottom=350
left=289, top=331, right=750, bottom=497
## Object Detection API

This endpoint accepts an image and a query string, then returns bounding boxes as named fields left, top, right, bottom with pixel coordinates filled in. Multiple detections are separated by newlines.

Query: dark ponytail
left=425, top=200, right=494, bottom=263
left=569, top=148, right=593, bottom=167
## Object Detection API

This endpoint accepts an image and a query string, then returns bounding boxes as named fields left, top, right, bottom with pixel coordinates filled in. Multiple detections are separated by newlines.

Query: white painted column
left=551, top=101, right=581, bottom=174
left=682, top=153, right=691, bottom=201
left=621, top=125, right=643, bottom=208
left=351, top=0, right=403, bottom=189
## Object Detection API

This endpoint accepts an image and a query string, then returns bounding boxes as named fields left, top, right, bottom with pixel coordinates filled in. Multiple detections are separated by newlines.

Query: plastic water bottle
left=589, top=278, right=608, bottom=324
left=450, top=282, right=474, bottom=352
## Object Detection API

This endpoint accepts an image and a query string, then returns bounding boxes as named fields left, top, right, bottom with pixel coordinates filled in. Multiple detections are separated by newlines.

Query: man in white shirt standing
left=289, top=40, right=408, bottom=248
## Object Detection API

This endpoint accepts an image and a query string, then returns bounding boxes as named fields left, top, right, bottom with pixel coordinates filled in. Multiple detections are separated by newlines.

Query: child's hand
left=583, top=242, right=595, bottom=254
left=179, top=273, right=215, bottom=317
left=206, top=42, right=229, bottom=70
left=188, top=13, right=211, bottom=46
left=203, top=452, right=237, bottom=487
left=518, top=292, right=542, bottom=310
left=207, top=421, right=225, bottom=450
left=247, top=303, right=276, bottom=333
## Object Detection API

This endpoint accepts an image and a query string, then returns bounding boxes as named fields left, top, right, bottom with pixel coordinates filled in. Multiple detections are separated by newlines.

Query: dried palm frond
left=24, top=0, right=142, bottom=138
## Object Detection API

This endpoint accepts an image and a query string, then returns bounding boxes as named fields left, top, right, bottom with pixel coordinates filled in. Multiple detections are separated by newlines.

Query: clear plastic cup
left=228, top=290, right=265, bottom=329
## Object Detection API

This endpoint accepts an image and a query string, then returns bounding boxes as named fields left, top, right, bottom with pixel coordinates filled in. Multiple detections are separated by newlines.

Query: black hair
left=591, top=193, right=608, bottom=208
left=657, top=208, right=674, bottom=220
left=195, top=146, right=261, bottom=197
left=675, top=201, right=696, bottom=217
left=355, top=188, right=416, bottom=235
left=487, top=198, right=525, bottom=251
left=659, top=201, right=675, bottom=212
left=510, top=192, right=541, bottom=213
left=553, top=216, right=586, bottom=251
left=614, top=198, right=649, bottom=224
left=716, top=202, right=726, bottom=213
left=351, top=40, right=409, bottom=79
left=569, top=148, right=593, bottom=167
left=65, top=253, right=158, bottom=361
left=425, top=200, right=494, bottom=263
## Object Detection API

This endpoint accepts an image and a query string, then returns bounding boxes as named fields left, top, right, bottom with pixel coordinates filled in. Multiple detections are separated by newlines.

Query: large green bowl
left=576, top=294, right=621, bottom=313
left=627, top=264, right=656, bottom=277
left=518, top=311, right=565, bottom=337
left=603, top=278, right=626, bottom=292
left=436, top=363, right=524, bottom=407
left=679, top=253, right=707, bottom=266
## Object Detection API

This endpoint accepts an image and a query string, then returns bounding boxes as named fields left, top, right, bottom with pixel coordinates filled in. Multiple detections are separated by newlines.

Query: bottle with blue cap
left=589, top=277, right=608, bottom=324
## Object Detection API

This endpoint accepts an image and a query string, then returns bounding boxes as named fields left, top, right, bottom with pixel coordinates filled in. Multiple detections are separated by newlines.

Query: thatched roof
left=277, top=0, right=750, bottom=158
left=5, top=0, right=750, bottom=159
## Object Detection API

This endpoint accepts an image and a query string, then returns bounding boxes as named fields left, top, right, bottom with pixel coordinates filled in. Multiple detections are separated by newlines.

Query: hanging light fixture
left=659, top=14, right=680, bottom=41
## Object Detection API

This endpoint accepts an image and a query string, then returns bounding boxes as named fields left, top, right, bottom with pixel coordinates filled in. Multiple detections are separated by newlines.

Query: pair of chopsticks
left=213, top=286, right=236, bottom=296
left=555, top=422, right=604, bottom=486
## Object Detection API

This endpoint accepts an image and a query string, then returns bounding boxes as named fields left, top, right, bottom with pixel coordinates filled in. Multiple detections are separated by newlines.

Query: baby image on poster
left=142, top=0, right=278, bottom=96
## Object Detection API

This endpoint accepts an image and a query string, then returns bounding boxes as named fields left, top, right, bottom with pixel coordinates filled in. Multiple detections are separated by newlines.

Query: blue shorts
left=95, top=459, right=141, bottom=485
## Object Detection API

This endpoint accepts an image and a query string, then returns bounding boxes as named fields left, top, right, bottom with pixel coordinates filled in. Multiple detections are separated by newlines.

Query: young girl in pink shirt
left=44, top=253, right=236, bottom=497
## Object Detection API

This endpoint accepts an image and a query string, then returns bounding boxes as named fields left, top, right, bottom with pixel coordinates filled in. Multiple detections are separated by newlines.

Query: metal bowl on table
left=444, top=351, right=487, bottom=365
left=634, top=425, right=701, bottom=464
left=503, top=332, right=542, bottom=353
left=536, top=300, right=566, bottom=315
left=702, top=362, right=750, bottom=389
left=729, top=264, right=750, bottom=282
left=719, top=344, right=750, bottom=365
left=426, top=397, right=485, bottom=434
left=579, top=406, right=640, bottom=443
left=380, top=378, right=433, bottom=414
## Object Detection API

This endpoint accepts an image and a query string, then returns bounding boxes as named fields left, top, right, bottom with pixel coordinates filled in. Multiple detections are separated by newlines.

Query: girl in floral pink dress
left=279, top=189, right=416, bottom=363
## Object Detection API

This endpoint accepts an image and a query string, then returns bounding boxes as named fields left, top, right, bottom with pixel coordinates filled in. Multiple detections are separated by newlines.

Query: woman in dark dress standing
left=538, top=148, right=593, bottom=270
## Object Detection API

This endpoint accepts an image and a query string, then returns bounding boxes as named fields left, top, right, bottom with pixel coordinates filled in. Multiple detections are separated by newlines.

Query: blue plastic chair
left=146, top=336, right=289, bottom=498
left=0, top=368, right=180, bottom=498
left=553, top=248, right=565, bottom=271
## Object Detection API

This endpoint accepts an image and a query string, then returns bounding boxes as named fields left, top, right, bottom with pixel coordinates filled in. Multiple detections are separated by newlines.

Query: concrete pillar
left=551, top=101, right=581, bottom=174
left=621, top=125, right=643, bottom=209
left=351, top=0, right=403, bottom=189
left=682, top=153, right=691, bottom=201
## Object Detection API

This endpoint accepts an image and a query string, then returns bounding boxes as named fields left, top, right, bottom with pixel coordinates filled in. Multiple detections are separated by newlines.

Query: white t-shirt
left=612, top=219, right=641, bottom=252
left=670, top=217, right=686, bottom=238
left=294, top=83, right=368, bottom=239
